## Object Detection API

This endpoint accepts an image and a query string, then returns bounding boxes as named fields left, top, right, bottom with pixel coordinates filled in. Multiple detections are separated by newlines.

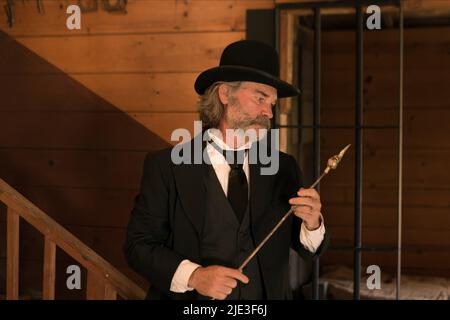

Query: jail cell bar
left=274, top=0, right=403, bottom=300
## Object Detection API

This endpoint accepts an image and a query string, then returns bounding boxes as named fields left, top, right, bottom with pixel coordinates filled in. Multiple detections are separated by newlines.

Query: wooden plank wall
left=0, top=0, right=448, bottom=298
left=0, top=0, right=274, bottom=298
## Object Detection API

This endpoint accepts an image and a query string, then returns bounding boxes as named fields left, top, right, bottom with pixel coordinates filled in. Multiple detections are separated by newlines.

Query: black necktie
left=210, top=141, right=248, bottom=223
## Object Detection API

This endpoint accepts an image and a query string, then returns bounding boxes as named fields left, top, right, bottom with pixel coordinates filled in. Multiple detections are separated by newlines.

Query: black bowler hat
left=194, top=40, right=301, bottom=98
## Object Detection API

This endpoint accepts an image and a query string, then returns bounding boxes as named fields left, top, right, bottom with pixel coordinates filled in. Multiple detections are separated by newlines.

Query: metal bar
left=273, top=6, right=281, bottom=130
left=312, top=7, right=321, bottom=300
left=354, top=4, right=364, bottom=301
left=397, top=0, right=404, bottom=301
left=276, top=0, right=399, bottom=10
left=275, top=0, right=403, bottom=302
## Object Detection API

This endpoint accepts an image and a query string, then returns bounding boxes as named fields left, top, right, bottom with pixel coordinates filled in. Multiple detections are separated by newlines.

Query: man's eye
left=257, top=97, right=265, bottom=104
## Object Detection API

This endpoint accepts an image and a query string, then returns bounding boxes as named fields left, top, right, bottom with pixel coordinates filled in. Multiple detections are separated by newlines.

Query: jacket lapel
left=172, top=134, right=209, bottom=236
left=249, top=142, right=277, bottom=242
left=172, top=133, right=279, bottom=239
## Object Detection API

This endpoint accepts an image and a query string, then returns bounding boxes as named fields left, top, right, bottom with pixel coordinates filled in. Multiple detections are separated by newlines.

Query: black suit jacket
left=123, top=134, right=329, bottom=299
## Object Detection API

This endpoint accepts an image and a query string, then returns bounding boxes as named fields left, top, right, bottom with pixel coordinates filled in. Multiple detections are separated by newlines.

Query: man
left=123, top=40, right=328, bottom=300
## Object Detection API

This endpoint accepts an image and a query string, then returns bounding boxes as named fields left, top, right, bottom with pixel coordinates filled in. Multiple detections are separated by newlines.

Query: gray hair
left=197, top=81, right=242, bottom=129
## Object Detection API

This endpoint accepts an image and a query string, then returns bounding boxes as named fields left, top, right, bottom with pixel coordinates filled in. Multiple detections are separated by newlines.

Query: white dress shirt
left=170, top=129, right=326, bottom=293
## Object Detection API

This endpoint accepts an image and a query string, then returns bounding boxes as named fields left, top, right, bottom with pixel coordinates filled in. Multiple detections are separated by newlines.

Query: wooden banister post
left=0, top=178, right=145, bottom=300
left=86, top=271, right=117, bottom=300
left=6, top=207, right=20, bottom=300
left=43, top=236, right=56, bottom=300
left=104, top=283, right=118, bottom=300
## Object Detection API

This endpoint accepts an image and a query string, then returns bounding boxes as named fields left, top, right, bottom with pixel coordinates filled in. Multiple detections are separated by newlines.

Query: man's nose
left=261, top=103, right=273, bottom=119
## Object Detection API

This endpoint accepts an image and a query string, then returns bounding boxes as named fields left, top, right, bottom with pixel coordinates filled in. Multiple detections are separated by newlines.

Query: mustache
left=237, top=115, right=271, bottom=129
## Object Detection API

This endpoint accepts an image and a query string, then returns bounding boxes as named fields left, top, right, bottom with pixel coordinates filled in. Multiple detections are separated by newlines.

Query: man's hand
left=188, top=265, right=249, bottom=300
left=289, top=188, right=322, bottom=230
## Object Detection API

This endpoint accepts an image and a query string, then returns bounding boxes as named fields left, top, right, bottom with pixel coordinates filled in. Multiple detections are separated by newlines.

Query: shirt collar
left=207, top=128, right=253, bottom=151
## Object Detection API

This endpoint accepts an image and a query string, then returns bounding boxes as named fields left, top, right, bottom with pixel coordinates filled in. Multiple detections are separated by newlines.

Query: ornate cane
left=238, top=144, right=351, bottom=272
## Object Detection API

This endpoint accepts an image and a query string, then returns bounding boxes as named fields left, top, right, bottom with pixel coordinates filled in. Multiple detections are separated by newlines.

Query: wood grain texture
left=0, top=73, right=198, bottom=112
left=86, top=271, right=117, bottom=300
left=43, top=236, right=56, bottom=300
left=0, top=0, right=274, bottom=36
left=0, top=178, right=146, bottom=299
left=6, top=208, right=19, bottom=300
left=1, top=0, right=449, bottom=283
left=8, top=32, right=244, bottom=74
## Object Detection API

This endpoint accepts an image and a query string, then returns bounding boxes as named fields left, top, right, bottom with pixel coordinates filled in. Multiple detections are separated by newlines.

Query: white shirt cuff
left=299, top=214, right=326, bottom=253
left=169, top=259, right=201, bottom=293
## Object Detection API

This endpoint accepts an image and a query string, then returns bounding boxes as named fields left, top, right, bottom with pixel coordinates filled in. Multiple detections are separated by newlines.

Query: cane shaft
left=238, top=172, right=326, bottom=271
left=239, top=206, right=294, bottom=271
left=237, top=145, right=350, bottom=276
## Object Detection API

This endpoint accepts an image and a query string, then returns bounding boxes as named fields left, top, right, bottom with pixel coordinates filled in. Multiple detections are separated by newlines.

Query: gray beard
left=226, top=99, right=271, bottom=130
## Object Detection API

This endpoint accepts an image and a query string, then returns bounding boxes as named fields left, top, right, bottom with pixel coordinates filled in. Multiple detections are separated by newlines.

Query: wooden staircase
left=0, top=178, right=146, bottom=300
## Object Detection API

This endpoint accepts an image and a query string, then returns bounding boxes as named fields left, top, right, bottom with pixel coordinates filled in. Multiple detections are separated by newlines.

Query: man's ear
left=218, top=84, right=230, bottom=105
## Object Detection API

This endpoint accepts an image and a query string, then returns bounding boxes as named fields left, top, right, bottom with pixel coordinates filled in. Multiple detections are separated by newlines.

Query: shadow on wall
left=0, top=30, right=170, bottom=299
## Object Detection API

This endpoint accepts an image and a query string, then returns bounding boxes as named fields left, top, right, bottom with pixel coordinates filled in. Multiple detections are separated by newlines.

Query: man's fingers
left=224, top=268, right=249, bottom=284
left=212, top=277, right=237, bottom=300
left=293, top=208, right=313, bottom=220
left=289, top=195, right=322, bottom=213
left=297, top=188, right=320, bottom=200
left=223, top=278, right=238, bottom=289
left=216, top=286, right=233, bottom=296
left=289, top=197, right=314, bottom=207
left=294, top=206, right=313, bottom=215
left=214, top=292, right=227, bottom=300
